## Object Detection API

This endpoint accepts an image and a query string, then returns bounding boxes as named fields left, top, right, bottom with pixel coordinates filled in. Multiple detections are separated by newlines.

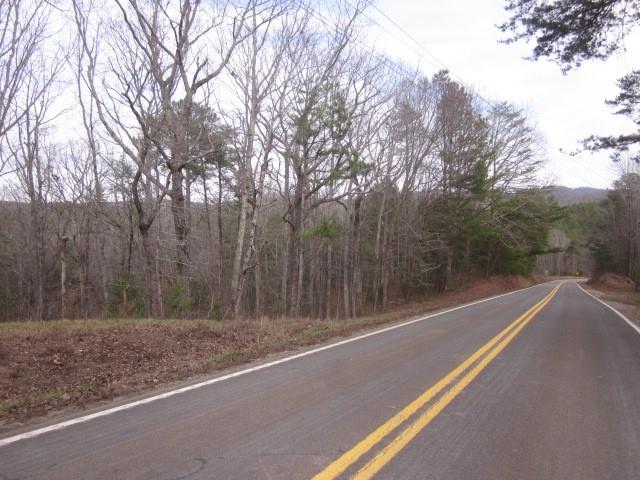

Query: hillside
left=551, top=186, right=608, bottom=206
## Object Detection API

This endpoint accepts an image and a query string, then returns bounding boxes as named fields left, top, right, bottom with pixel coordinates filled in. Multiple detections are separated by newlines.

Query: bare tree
left=0, top=0, right=558, bottom=322
left=0, top=0, right=54, bottom=176
left=273, top=3, right=365, bottom=317
left=225, top=1, right=302, bottom=318
left=8, top=72, right=60, bottom=319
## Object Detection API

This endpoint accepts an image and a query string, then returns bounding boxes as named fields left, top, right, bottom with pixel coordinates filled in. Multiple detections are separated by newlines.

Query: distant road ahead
left=2, top=281, right=639, bottom=479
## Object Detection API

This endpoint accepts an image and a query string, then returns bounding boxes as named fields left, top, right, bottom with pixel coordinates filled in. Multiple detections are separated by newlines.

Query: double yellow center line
left=313, top=283, right=562, bottom=480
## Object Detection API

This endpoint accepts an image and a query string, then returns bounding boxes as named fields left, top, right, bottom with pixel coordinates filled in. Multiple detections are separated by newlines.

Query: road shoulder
left=1, top=276, right=544, bottom=438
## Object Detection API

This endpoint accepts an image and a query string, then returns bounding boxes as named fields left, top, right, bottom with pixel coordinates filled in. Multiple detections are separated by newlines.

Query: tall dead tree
left=226, top=1, right=299, bottom=318
left=0, top=0, right=53, bottom=176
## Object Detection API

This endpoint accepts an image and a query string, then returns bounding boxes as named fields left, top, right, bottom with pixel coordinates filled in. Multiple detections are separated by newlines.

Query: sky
left=364, top=0, right=639, bottom=189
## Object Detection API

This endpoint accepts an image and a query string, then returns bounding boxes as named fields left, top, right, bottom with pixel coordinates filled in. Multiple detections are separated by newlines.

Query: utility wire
left=540, top=141, right=612, bottom=189
left=351, top=0, right=495, bottom=108
left=302, top=2, right=424, bottom=86
left=368, top=2, right=449, bottom=72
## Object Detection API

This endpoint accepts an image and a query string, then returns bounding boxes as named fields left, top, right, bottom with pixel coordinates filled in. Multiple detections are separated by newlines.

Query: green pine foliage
left=107, top=273, right=145, bottom=317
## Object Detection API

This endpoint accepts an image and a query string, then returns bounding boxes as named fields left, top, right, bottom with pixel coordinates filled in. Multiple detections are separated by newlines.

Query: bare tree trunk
left=140, top=227, right=162, bottom=317
left=296, top=234, right=304, bottom=317
left=131, top=163, right=166, bottom=316
left=286, top=219, right=302, bottom=318
left=59, top=236, right=69, bottom=319
left=30, top=201, right=45, bottom=321
left=382, top=216, right=390, bottom=311
left=217, top=163, right=225, bottom=301
left=308, top=245, right=316, bottom=316
left=99, top=233, right=108, bottom=317
left=254, top=239, right=262, bottom=316
left=231, top=173, right=249, bottom=318
left=287, top=176, right=305, bottom=317
left=170, top=168, right=190, bottom=281
left=202, top=174, right=217, bottom=310
left=445, top=245, right=453, bottom=291
left=342, top=210, right=351, bottom=318
left=342, top=247, right=350, bottom=318
left=155, top=231, right=164, bottom=318
left=352, top=195, right=364, bottom=316
left=281, top=230, right=290, bottom=315
left=373, top=190, right=387, bottom=312
left=186, top=166, right=193, bottom=258
left=325, top=244, right=332, bottom=319
left=281, top=158, right=290, bottom=315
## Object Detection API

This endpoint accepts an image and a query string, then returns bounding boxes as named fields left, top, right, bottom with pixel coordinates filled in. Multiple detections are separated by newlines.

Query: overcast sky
left=363, top=0, right=639, bottom=189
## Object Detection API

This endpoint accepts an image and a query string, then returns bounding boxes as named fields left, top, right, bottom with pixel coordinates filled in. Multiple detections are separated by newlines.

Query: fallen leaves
left=0, top=274, right=535, bottom=429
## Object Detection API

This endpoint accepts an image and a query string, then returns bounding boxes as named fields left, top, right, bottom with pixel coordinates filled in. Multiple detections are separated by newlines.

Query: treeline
left=546, top=170, right=640, bottom=288
left=590, top=172, right=640, bottom=287
left=0, top=0, right=556, bottom=321
left=536, top=201, right=608, bottom=277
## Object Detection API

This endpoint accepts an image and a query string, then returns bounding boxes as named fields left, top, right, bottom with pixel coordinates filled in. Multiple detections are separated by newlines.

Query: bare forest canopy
left=499, top=0, right=640, bottom=287
left=535, top=175, right=640, bottom=286
left=0, top=0, right=560, bottom=322
left=585, top=172, right=640, bottom=288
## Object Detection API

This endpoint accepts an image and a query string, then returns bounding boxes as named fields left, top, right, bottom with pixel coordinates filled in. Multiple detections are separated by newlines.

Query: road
left=1, top=281, right=639, bottom=479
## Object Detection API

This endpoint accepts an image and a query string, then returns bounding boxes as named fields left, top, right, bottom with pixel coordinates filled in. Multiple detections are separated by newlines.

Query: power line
left=368, top=2, right=449, bottom=73
left=360, top=1, right=629, bottom=189
left=302, top=2, right=423, bottom=86
left=540, top=141, right=612, bottom=189
left=303, top=0, right=497, bottom=113
left=352, top=0, right=494, bottom=109
left=357, top=4, right=446, bottom=75
left=229, top=0, right=590, bottom=190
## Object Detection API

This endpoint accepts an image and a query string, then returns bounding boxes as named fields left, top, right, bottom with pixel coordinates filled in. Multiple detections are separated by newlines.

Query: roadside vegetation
left=0, top=0, right=555, bottom=324
left=0, top=275, right=536, bottom=428
left=587, top=273, right=640, bottom=307
left=4, top=0, right=639, bottom=431
left=542, top=173, right=640, bottom=288
left=502, top=0, right=640, bottom=285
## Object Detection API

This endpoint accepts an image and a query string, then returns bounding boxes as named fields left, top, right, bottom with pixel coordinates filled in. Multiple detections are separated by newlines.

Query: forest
left=575, top=170, right=640, bottom=288
left=0, top=0, right=560, bottom=322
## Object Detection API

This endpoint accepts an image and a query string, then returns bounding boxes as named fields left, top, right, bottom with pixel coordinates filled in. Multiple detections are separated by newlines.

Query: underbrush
left=0, top=274, right=537, bottom=429
left=586, top=273, right=640, bottom=307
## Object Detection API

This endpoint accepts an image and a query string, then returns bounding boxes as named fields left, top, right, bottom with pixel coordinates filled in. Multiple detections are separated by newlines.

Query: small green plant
left=189, top=281, right=211, bottom=315
left=303, top=219, right=341, bottom=241
left=107, top=273, right=145, bottom=317
left=164, top=285, right=193, bottom=316
left=206, top=350, right=239, bottom=367
left=0, top=388, right=65, bottom=413
left=209, top=302, right=222, bottom=321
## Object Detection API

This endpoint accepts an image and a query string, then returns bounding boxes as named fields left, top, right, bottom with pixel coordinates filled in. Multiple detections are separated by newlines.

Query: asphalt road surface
left=2, top=281, right=639, bottom=480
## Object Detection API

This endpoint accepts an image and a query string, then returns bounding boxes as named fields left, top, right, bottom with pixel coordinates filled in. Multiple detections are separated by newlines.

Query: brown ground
left=584, top=273, right=640, bottom=343
left=0, top=275, right=537, bottom=431
left=586, top=273, right=640, bottom=307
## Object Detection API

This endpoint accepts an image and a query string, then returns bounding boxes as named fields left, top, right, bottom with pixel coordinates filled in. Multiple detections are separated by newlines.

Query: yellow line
left=312, top=283, right=561, bottom=480
left=353, top=284, right=560, bottom=479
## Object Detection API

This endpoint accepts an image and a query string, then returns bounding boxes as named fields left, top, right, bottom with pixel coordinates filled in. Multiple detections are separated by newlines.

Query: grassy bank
left=0, top=275, right=537, bottom=430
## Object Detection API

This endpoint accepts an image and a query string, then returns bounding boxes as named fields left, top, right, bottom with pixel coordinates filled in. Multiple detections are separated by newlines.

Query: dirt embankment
left=588, top=272, right=635, bottom=291
left=0, top=275, right=537, bottom=431
left=584, top=273, right=640, bottom=333
left=586, top=273, right=640, bottom=306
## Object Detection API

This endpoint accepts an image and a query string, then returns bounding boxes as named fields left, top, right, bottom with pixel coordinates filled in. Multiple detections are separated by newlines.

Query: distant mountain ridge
left=551, top=186, right=608, bottom=206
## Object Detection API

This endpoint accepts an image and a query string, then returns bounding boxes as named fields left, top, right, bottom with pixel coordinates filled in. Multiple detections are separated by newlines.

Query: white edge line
left=0, top=281, right=555, bottom=448
left=577, top=283, right=640, bottom=335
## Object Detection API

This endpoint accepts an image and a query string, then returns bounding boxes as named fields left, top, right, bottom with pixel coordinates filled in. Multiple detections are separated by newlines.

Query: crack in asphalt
left=169, top=458, right=207, bottom=480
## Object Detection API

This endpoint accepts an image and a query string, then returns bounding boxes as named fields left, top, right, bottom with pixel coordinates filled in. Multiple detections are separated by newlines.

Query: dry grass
left=586, top=273, right=640, bottom=307
left=0, top=275, right=537, bottom=430
left=586, top=288, right=640, bottom=307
